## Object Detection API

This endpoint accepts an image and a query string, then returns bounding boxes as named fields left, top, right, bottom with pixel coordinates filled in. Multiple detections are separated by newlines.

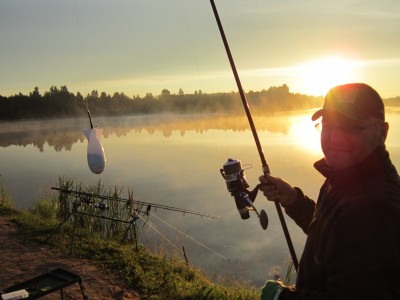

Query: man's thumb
left=263, top=172, right=277, bottom=184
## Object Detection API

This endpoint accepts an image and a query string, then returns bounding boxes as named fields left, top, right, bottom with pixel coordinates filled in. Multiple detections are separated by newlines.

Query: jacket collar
left=314, top=146, right=396, bottom=186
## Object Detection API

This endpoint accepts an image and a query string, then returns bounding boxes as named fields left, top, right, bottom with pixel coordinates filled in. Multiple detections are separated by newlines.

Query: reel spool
left=220, top=158, right=268, bottom=230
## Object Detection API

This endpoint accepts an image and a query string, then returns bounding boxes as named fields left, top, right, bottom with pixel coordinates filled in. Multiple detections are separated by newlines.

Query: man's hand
left=261, top=280, right=284, bottom=300
left=259, top=173, right=298, bottom=207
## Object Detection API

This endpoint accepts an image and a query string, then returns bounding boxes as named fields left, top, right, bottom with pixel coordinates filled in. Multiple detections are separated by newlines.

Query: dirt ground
left=0, top=217, right=140, bottom=300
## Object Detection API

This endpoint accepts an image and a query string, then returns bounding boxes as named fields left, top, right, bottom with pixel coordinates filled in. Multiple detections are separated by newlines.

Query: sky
left=1, top=0, right=400, bottom=99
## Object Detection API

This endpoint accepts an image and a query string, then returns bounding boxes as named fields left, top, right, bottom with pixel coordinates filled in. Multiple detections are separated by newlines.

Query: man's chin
left=325, top=152, right=352, bottom=170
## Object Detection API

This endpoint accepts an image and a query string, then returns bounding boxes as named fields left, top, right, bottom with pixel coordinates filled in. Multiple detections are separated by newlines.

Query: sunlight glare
left=297, top=56, right=359, bottom=96
left=290, top=116, right=322, bottom=155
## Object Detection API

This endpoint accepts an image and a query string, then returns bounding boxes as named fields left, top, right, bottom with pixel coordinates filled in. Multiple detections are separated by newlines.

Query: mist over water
left=1, top=110, right=399, bottom=285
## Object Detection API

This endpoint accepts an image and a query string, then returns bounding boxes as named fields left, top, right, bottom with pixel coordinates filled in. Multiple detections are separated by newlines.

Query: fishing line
left=178, top=0, right=224, bottom=164
left=176, top=1, right=228, bottom=170
left=139, top=215, right=151, bottom=233
left=137, top=213, right=184, bottom=256
left=149, top=211, right=228, bottom=261
left=73, top=1, right=93, bottom=129
left=72, top=0, right=106, bottom=174
left=178, top=0, right=205, bottom=94
left=73, top=0, right=89, bottom=111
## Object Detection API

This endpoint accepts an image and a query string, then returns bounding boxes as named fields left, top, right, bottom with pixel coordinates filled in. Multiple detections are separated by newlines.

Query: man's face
left=320, top=113, right=387, bottom=170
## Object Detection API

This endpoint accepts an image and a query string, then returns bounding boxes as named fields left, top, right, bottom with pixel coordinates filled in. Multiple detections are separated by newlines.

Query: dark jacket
left=280, top=146, right=400, bottom=300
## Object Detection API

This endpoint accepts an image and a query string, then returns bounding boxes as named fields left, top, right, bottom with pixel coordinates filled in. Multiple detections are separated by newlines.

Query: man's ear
left=380, top=122, right=389, bottom=144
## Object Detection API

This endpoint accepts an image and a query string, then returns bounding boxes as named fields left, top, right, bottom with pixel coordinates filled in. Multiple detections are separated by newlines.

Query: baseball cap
left=311, top=83, right=385, bottom=121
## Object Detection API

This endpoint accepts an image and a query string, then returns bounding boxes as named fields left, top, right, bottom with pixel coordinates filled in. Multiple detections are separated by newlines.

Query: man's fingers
left=259, top=173, right=297, bottom=206
left=259, top=182, right=275, bottom=192
left=259, top=173, right=281, bottom=185
left=259, top=181, right=280, bottom=201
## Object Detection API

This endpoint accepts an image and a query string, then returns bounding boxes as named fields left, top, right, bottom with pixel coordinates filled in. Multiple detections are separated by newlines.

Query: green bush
left=30, top=198, right=58, bottom=219
left=0, top=178, right=12, bottom=208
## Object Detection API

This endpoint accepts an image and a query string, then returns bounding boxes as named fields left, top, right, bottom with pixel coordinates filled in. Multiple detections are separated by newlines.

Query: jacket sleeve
left=279, top=196, right=399, bottom=300
left=283, top=187, right=316, bottom=234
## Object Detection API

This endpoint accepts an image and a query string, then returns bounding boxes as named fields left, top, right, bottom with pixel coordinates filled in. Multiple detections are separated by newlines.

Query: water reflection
left=0, top=112, right=302, bottom=151
left=1, top=109, right=399, bottom=286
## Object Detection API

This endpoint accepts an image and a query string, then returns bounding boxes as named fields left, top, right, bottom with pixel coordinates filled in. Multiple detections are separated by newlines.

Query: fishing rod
left=52, top=187, right=223, bottom=221
left=210, top=0, right=299, bottom=272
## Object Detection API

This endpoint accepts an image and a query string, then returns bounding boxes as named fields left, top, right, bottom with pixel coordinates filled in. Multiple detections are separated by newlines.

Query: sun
left=296, top=56, right=360, bottom=96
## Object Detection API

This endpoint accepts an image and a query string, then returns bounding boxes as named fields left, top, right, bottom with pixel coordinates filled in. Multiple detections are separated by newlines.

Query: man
left=259, top=83, right=400, bottom=300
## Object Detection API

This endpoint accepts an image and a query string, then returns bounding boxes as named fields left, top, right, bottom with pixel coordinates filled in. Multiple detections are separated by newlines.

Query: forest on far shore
left=1, top=84, right=399, bottom=121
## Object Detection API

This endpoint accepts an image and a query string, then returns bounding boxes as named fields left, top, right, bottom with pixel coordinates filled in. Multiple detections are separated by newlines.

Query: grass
left=0, top=178, right=262, bottom=300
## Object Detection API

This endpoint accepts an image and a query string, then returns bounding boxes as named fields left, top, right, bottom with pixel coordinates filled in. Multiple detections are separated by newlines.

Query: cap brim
left=311, top=108, right=366, bottom=122
left=311, top=109, right=323, bottom=121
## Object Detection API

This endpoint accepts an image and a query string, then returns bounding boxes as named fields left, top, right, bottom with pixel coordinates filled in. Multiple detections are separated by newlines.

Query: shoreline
left=0, top=216, right=140, bottom=300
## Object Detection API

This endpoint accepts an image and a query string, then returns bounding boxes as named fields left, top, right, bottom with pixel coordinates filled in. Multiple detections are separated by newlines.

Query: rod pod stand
left=210, top=0, right=299, bottom=272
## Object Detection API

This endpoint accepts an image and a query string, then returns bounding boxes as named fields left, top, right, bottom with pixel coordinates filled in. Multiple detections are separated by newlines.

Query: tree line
left=0, top=84, right=338, bottom=120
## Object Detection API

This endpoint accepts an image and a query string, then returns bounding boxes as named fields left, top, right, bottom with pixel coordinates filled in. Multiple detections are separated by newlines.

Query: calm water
left=1, top=109, right=399, bottom=286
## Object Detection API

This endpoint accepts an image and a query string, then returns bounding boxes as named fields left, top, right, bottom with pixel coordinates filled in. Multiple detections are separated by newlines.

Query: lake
left=1, top=109, right=399, bottom=286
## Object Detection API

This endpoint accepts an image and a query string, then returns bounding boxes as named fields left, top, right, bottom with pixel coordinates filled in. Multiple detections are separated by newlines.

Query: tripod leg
left=45, top=212, right=73, bottom=243
left=69, top=213, right=78, bottom=255
left=133, top=222, right=138, bottom=252
left=121, top=221, right=133, bottom=243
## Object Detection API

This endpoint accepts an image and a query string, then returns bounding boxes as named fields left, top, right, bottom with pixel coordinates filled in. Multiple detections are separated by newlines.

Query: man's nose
left=325, top=128, right=352, bottom=148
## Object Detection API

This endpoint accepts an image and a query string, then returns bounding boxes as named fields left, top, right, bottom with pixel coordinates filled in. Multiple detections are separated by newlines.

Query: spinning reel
left=220, top=158, right=268, bottom=230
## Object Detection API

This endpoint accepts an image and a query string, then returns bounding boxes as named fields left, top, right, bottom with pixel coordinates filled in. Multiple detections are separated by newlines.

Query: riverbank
left=0, top=216, right=140, bottom=299
left=0, top=202, right=260, bottom=300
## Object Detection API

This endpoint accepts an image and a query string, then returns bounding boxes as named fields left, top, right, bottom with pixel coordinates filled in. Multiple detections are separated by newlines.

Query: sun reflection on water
left=289, top=116, right=322, bottom=155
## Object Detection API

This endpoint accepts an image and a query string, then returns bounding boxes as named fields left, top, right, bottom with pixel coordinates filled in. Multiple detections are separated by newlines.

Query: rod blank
left=209, top=0, right=298, bottom=272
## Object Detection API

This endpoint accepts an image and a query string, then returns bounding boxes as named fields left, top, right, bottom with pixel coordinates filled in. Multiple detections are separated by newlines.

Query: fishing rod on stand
left=210, top=0, right=299, bottom=272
